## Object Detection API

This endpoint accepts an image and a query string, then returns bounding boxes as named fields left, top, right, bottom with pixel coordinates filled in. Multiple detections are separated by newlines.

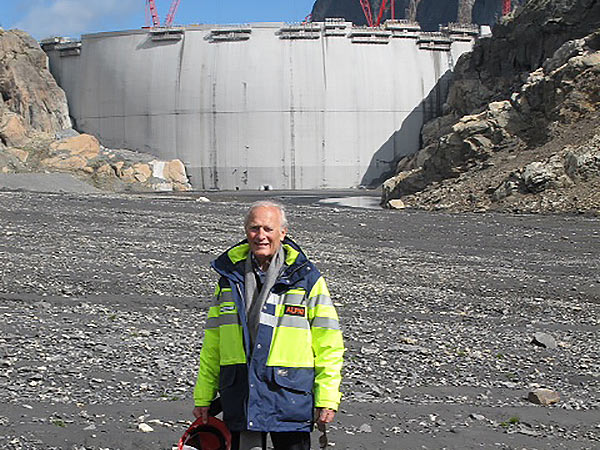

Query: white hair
left=244, top=200, right=288, bottom=229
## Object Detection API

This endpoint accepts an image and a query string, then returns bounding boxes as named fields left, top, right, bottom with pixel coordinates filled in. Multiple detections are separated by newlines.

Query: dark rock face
left=311, top=0, right=523, bottom=30
left=416, top=0, right=460, bottom=30
left=472, top=0, right=503, bottom=25
left=311, top=0, right=375, bottom=25
left=450, top=0, right=600, bottom=116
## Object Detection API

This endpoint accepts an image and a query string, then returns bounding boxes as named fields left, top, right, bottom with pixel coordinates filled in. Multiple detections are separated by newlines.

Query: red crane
left=165, top=0, right=182, bottom=27
left=147, top=0, right=160, bottom=27
left=145, top=0, right=182, bottom=27
left=374, top=0, right=388, bottom=26
left=502, top=0, right=511, bottom=16
left=359, top=0, right=390, bottom=27
left=359, top=0, right=374, bottom=27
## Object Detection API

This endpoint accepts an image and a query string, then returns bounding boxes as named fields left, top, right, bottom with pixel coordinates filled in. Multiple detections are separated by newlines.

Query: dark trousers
left=231, top=431, right=310, bottom=450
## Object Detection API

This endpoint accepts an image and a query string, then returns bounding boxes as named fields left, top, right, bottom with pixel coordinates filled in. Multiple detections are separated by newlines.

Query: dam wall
left=42, top=21, right=476, bottom=190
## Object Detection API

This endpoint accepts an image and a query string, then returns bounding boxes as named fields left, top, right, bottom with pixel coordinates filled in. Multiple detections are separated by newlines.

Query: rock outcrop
left=0, top=29, right=191, bottom=193
left=447, top=0, right=600, bottom=116
left=382, top=0, right=600, bottom=213
left=0, top=30, right=70, bottom=138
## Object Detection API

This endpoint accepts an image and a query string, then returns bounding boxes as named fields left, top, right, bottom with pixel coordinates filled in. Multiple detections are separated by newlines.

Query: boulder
left=119, top=166, right=137, bottom=183
left=113, top=161, right=125, bottom=177
left=543, top=38, right=587, bottom=74
left=387, top=199, right=407, bottom=209
left=470, top=413, right=486, bottom=421
left=492, top=174, right=521, bottom=202
left=151, top=159, right=191, bottom=191
left=41, top=155, right=87, bottom=171
left=137, top=423, right=153, bottom=433
left=381, top=167, right=425, bottom=202
left=163, top=159, right=188, bottom=184
left=0, top=114, right=29, bottom=147
left=132, top=163, right=152, bottom=183
left=532, top=332, right=557, bottom=349
left=421, top=114, right=458, bottom=148
left=5, top=147, right=29, bottom=163
left=50, top=134, right=100, bottom=159
left=564, top=134, right=600, bottom=180
left=528, top=388, right=560, bottom=406
left=522, top=160, right=560, bottom=193
left=452, top=113, right=491, bottom=137
left=151, top=181, right=175, bottom=192
left=96, top=164, right=116, bottom=178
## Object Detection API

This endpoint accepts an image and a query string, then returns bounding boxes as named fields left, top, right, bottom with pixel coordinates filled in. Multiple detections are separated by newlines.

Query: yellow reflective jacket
left=193, top=237, right=344, bottom=432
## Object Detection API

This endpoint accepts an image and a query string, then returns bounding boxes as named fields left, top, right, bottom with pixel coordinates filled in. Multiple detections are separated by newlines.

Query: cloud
left=12, top=0, right=140, bottom=39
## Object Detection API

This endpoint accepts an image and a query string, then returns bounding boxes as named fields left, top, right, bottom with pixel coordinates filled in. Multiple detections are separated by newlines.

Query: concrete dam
left=43, top=21, right=477, bottom=190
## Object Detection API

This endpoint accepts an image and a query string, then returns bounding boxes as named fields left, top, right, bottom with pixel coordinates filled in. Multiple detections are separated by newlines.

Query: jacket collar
left=211, top=236, right=310, bottom=285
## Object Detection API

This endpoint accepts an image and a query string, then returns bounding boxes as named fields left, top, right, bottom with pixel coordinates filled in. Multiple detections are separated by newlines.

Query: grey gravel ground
left=0, top=174, right=100, bottom=194
left=0, top=190, right=599, bottom=449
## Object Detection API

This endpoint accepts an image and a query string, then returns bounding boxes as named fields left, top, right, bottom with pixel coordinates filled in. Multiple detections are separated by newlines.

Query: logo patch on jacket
left=284, top=305, right=306, bottom=317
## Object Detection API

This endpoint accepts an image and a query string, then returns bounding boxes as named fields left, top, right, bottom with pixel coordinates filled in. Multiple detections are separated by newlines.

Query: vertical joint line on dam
left=288, top=44, right=297, bottom=190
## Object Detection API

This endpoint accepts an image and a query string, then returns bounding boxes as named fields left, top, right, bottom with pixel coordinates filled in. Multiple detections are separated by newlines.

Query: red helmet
left=178, top=416, right=232, bottom=450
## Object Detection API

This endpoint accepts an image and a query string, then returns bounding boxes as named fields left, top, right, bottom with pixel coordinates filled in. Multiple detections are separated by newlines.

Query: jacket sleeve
left=193, top=283, right=222, bottom=407
left=308, top=276, right=344, bottom=411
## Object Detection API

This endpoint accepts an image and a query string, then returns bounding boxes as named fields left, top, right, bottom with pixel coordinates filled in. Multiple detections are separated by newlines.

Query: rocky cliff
left=0, top=31, right=70, bottom=146
left=382, top=0, right=600, bottom=214
left=311, top=0, right=525, bottom=30
left=0, top=29, right=191, bottom=193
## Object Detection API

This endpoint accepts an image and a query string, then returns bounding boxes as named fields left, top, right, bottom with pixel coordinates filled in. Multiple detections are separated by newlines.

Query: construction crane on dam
left=359, top=0, right=512, bottom=27
left=359, top=0, right=389, bottom=27
left=145, top=0, right=181, bottom=27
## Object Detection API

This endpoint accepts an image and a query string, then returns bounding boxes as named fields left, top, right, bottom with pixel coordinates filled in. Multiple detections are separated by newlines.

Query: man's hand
left=317, top=408, right=335, bottom=424
left=193, top=406, right=209, bottom=424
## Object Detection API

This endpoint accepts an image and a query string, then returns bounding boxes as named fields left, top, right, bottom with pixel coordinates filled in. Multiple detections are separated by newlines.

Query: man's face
left=245, top=206, right=287, bottom=263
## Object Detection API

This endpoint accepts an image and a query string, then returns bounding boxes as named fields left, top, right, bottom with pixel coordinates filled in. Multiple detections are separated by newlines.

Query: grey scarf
left=244, top=245, right=285, bottom=349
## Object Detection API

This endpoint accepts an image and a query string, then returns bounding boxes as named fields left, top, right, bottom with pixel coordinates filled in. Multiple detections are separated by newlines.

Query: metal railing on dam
left=42, top=21, right=476, bottom=190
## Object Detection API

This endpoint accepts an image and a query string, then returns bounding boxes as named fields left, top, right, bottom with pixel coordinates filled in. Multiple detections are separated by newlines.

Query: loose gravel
left=0, top=191, right=598, bottom=449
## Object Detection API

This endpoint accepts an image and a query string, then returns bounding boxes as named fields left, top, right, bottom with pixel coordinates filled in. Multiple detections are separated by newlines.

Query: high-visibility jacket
left=193, top=237, right=344, bottom=432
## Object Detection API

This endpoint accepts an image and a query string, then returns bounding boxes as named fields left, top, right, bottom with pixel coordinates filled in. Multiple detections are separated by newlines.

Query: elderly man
left=192, top=201, right=344, bottom=450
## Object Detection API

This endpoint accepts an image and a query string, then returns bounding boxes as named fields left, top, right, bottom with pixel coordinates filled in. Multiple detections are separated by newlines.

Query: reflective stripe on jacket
left=193, top=237, right=344, bottom=432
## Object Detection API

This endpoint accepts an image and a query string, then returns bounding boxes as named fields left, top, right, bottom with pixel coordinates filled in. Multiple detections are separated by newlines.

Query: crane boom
left=375, top=0, right=388, bottom=26
left=165, top=0, right=181, bottom=27
left=359, top=0, right=374, bottom=27
left=147, top=0, right=161, bottom=27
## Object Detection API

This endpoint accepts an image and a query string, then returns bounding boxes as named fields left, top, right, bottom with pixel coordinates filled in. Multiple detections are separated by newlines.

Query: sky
left=1, top=0, right=317, bottom=40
